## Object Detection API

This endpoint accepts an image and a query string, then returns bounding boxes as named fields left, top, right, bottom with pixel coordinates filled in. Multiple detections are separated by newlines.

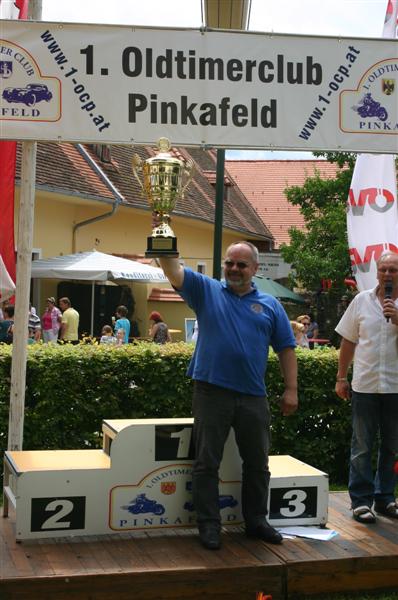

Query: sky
left=40, top=0, right=390, bottom=160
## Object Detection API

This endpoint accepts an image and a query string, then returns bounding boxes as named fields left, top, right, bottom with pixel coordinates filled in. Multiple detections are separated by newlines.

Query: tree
left=280, top=151, right=357, bottom=293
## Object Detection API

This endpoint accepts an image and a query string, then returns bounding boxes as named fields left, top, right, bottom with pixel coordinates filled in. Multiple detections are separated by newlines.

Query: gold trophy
left=132, top=138, right=193, bottom=257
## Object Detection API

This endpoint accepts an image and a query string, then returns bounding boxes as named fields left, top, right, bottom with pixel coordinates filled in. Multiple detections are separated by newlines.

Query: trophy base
left=145, top=236, right=179, bottom=258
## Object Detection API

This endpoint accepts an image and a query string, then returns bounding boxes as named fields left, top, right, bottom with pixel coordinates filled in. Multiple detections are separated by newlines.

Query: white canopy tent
left=30, top=250, right=167, bottom=282
left=0, top=255, right=16, bottom=303
left=30, top=250, right=168, bottom=335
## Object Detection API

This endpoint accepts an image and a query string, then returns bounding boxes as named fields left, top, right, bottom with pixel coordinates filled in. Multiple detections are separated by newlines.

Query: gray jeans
left=192, top=380, right=270, bottom=529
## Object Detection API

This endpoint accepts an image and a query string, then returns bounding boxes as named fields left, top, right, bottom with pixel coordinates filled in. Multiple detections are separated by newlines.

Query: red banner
left=15, top=0, right=29, bottom=19
left=0, top=141, right=16, bottom=284
left=0, top=0, right=29, bottom=285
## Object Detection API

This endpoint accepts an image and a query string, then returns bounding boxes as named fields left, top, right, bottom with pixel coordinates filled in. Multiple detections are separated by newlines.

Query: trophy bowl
left=132, top=138, right=193, bottom=258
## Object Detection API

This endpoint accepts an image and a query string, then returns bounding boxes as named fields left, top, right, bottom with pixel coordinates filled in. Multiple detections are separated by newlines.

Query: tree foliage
left=280, top=151, right=357, bottom=292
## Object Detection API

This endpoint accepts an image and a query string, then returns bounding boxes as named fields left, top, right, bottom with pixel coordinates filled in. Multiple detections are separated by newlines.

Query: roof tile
left=225, top=160, right=340, bottom=248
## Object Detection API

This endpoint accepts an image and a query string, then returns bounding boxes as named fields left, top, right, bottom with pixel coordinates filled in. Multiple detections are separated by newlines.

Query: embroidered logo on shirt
left=250, top=303, right=263, bottom=313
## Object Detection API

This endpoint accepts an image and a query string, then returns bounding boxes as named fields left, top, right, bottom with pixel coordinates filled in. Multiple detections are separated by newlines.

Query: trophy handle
left=181, top=160, right=194, bottom=198
left=131, top=154, right=145, bottom=195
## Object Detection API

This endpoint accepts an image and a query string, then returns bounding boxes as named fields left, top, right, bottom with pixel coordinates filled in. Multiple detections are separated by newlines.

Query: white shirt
left=335, top=287, right=398, bottom=393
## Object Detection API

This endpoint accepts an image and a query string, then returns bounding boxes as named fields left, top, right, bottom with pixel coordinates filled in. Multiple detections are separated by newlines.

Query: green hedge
left=0, top=343, right=351, bottom=483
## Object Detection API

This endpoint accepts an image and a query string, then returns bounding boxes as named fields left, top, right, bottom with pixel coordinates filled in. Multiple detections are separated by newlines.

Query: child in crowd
left=114, top=305, right=130, bottom=344
left=99, top=325, right=117, bottom=345
left=115, top=328, right=125, bottom=346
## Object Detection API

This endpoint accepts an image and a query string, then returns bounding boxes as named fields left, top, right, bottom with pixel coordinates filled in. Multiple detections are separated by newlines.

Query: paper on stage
left=277, top=526, right=339, bottom=541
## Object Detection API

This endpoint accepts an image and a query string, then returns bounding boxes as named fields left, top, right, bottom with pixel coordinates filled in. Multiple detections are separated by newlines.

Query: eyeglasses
left=302, top=322, right=310, bottom=326
left=224, top=260, right=249, bottom=269
left=378, top=267, right=398, bottom=273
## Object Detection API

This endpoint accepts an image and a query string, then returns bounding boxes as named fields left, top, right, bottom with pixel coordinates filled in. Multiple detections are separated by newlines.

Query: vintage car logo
left=2, top=83, right=52, bottom=106
left=0, top=39, right=60, bottom=122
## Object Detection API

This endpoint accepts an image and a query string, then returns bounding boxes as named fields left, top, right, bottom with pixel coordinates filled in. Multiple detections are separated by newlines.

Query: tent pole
left=91, top=282, right=95, bottom=337
left=212, top=149, right=225, bottom=280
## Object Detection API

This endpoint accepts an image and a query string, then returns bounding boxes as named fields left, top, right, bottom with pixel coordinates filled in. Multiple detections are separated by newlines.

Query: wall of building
left=15, top=189, right=258, bottom=339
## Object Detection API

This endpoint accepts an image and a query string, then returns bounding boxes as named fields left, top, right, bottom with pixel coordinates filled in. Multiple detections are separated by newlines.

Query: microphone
left=384, top=281, right=393, bottom=322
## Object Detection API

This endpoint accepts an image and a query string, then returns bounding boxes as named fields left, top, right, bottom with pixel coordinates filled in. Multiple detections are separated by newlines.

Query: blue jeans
left=349, top=391, right=398, bottom=509
left=192, top=380, right=270, bottom=529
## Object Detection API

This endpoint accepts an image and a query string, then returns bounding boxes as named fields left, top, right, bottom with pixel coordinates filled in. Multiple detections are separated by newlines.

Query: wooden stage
left=1, top=492, right=398, bottom=600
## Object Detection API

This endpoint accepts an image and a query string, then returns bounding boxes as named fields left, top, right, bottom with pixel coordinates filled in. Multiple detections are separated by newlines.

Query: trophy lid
left=146, top=137, right=184, bottom=167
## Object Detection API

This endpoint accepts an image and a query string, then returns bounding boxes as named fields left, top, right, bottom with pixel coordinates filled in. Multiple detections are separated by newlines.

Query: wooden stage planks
left=1, top=492, right=398, bottom=600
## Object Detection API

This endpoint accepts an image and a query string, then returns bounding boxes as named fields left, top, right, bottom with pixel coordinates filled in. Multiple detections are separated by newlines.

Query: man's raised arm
left=159, top=257, right=185, bottom=290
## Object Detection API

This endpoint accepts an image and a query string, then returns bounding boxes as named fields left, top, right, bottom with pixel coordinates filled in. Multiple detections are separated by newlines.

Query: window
left=197, top=262, right=206, bottom=274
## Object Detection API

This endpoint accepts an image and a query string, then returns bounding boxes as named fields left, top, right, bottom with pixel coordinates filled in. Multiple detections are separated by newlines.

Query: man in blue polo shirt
left=159, top=241, right=298, bottom=550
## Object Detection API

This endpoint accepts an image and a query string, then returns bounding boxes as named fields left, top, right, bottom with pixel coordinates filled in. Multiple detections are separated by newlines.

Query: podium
left=3, top=419, right=328, bottom=540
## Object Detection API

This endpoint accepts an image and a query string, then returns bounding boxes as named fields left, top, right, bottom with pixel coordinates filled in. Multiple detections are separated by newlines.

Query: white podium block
left=3, top=418, right=328, bottom=540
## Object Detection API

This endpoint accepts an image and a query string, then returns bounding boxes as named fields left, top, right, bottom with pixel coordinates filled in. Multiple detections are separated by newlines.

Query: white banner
left=347, top=0, right=398, bottom=291
left=0, top=20, right=398, bottom=152
left=347, top=154, right=398, bottom=290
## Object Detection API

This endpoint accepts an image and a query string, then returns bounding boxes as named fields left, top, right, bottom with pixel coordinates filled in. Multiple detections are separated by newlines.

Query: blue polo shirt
left=179, top=268, right=296, bottom=396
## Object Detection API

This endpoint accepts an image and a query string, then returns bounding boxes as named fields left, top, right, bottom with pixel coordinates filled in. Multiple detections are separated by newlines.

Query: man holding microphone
left=335, top=251, right=398, bottom=524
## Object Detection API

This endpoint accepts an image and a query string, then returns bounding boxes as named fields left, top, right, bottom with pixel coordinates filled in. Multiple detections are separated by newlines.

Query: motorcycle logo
left=382, top=79, right=395, bottom=96
left=352, top=93, right=388, bottom=122
left=122, top=493, right=165, bottom=516
left=161, top=481, right=176, bottom=495
left=0, top=61, right=12, bottom=78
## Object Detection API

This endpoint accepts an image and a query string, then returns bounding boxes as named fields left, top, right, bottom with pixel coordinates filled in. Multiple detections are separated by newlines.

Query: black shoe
left=374, top=502, right=398, bottom=519
left=246, top=522, right=283, bottom=544
left=199, top=524, right=221, bottom=550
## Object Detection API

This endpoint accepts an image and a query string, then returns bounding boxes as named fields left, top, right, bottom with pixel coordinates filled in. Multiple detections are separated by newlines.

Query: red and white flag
left=346, top=0, right=398, bottom=291
left=0, top=0, right=29, bottom=289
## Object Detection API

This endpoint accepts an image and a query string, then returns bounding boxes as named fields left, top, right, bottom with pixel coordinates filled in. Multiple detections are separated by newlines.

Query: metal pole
left=7, top=0, right=42, bottom=451
left=212, top=149, right=225, bottom=280
left=91, top=282, right=95, bottom=336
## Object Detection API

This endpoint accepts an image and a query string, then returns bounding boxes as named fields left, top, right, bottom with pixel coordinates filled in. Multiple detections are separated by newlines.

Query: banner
left=347, top=0, right=398, bottom=291
left=0, top=20, right=398, bottom=152
left=0, top=0, right=29, bottom=287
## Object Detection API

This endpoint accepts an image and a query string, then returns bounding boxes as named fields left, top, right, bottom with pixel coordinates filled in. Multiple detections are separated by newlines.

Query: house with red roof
left=225, top=159, right=340, bottom=280
left=15, top=143, right=273, bottom=338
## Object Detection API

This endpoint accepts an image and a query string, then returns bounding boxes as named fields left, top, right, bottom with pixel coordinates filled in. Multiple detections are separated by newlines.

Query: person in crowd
left=99, top=324, right=117, bottom=345
left=114, top=305, right=130, bottom=344
left=41, top=297, right=62, bottom=343
left=148, top=311, right=171, bottom=344
left=115, top=327, right=125, bottom=346
left=0, top=305, right=14, bottom=343
left=296, top=315, right=311, bottom=336
left=0, top=300, right=10, bottom=321
left=290, top=320, right=308, bottom=348
left=59, top=297, right=79, bottom=343
left=306, top=313, right=319, bottom=341
left=335, top=251, right=398, bottom=524
left=159, top=241, right=298, bottom=550
left=28, top=303, right=41, bottom=343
